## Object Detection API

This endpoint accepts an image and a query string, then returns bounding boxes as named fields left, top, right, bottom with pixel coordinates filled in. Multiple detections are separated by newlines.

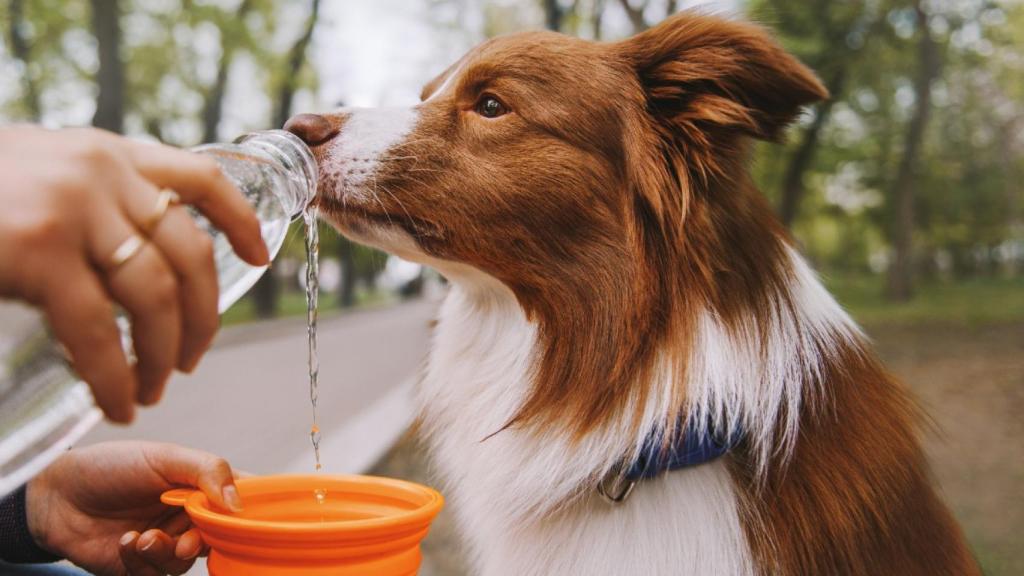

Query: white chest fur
left=417, top=283, right=755, bottom=576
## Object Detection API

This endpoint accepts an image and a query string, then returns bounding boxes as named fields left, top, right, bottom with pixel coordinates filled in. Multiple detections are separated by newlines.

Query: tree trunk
left=253, top=0, right=322, bottom=319
left=273, top=0, right=322, bottom=128
left=144, top=117, right=166, bottom=142
left=337, top=237, right=357, bottom=308
left=778, top=68, right=846, bottom=227
left=999, top=119, right=1021, bottom=276
left=202, top=0, right=254, bottom=143
left=7, top=0, right=41, bottom=120
left=251, top=269, right=281, bottom=319
left=90, top=0, right=124, bottom=133
left=543, top=0, right=565, bottom=31
left=885, top=0, right=940, bottom=301
left=591, top=0, right=606, bottom=39
left=616, top=0, right=649, bottom=33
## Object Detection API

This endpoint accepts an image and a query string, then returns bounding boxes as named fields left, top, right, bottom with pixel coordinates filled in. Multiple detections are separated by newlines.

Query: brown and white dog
left=285, top=12, right=979, bottom=576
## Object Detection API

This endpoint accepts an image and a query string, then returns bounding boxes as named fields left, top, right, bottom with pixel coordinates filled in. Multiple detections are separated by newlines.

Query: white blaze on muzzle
left=324, top=106, right=419, bottom=200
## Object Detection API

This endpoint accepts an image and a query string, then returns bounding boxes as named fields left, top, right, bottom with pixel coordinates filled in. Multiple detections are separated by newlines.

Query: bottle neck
left=234, top=130, right=318, bottom=218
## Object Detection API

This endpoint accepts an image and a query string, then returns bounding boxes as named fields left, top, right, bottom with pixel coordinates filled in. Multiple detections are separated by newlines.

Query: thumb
left=145, top=443, right=244, bottom=513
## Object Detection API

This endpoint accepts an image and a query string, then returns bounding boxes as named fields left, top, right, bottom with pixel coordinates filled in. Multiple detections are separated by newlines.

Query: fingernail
left=119, top=533, right=136, bottom=547
left=111, top=405, right=135, bottom=425
left=138, top=534, right=155, bottom=551
left=181, top=353, right=201, bottom=374
left=139, top=384, right=165, bottom=407
left=182, top=543, right=201, bottom=560
left=223, top=485, right=243, bottom=512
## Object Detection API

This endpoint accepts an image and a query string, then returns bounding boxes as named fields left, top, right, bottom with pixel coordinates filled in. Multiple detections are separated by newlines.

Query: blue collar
left=623, top=419, right=740, bottom=481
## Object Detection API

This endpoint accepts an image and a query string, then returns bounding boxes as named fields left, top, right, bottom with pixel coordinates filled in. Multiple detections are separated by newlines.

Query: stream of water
left=304, top=208, right=327, bottom=510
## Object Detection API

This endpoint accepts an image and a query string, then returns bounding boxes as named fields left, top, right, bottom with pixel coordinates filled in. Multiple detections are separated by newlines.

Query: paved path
left=84, top=297, right=437, bottom=473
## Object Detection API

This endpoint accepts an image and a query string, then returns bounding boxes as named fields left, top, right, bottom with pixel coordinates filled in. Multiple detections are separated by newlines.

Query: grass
left=823, top=274, right=1024, bottom=327
left=973, top=540, right=1019, bottom=576
left=220, top=289, right=397, bottom=326
left=219, top=274, right=1024, bottom=329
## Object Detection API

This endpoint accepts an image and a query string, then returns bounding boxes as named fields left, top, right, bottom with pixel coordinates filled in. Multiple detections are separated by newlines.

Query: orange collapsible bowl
left=161, top=474, right=443, bottom=576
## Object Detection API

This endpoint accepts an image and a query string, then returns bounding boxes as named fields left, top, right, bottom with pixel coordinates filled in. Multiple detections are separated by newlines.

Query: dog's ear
left=618, top=13, right=827, bottom=144
left=420, top=53, right=471, bottom=102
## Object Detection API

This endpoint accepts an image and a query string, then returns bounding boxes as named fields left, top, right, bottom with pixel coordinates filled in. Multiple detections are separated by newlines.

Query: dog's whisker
left=368, top=173, right=395, bottom=227
left=378, top=184, right=416, bottom=225
left=381, top=173, right=434, bottom=191
left=376, top=155, right=420, bottom=162
left=385, top=137, right=436, bottom=150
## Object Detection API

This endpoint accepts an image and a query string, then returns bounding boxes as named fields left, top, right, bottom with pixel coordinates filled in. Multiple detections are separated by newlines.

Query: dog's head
left=288, top=12, right=826, bottom=434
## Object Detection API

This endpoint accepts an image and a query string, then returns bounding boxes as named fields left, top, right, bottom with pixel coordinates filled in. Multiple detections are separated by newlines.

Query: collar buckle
left=597, top=466, right=637, bottom=504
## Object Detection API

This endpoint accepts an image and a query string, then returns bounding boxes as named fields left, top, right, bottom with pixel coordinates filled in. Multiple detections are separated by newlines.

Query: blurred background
left=0, top=0, right=1020, bottom=574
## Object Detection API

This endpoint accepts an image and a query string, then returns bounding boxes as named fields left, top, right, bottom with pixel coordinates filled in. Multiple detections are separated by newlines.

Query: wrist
left=24, top=475, right=57, bottom=556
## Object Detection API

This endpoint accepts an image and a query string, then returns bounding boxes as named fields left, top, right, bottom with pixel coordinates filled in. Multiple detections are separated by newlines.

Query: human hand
left=0, top=125, right=270, bottom=423
left=25, top=441, right=243, bottom=576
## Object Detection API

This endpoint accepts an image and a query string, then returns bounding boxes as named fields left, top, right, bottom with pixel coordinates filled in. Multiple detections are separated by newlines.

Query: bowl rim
left=181, top=474, right=444, bottom=536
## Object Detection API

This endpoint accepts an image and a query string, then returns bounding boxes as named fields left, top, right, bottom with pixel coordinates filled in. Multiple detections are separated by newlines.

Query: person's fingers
left=118, top=532, right=162, bottom=576
left=156, top=510, right=193, bottom=538
left=173, top=528, right=204, bottom=561
left=136, top=530, right=172, bottom=561
left=153, top=208, right=218, bottom=371
left=135, top=529, right=196, bottom=575
left=144, top=443, right=243, bottom=512
left=114, top=139, right=269, bottom=266
left=120, top=522, right=203, bottom=575
left=98, top=224, right=182, bottom=407
left=116, top=176, right=219, bottom=372
left=43, top=261, right=135, bottom=423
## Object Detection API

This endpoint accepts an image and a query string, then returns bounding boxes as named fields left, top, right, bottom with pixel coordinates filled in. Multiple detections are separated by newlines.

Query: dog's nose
left=283, top=113, right=337, bottom=146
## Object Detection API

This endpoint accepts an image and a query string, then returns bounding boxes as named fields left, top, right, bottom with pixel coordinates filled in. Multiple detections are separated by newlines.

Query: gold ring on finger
left=108, top=234, right=146, bottom=270
left=140, top=187, right=181, bottom=236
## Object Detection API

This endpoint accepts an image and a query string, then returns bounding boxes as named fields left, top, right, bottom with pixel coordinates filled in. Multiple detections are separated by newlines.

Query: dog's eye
left=475, top=96, right=508, bottom=118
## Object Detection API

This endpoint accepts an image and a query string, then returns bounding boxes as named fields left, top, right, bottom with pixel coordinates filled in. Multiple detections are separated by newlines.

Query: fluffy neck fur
left=418, top=278, right=755, bottom=575
left=420, top=243, right=855, bottom=508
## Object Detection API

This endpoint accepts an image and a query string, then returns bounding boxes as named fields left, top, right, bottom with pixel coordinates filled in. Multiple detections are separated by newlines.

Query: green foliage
left=826, top=273, right=1024, bottom=326
left=1, top=0, right=90, bottom=120
left=276, top=219, right=387, bottom=279
left=221, top=283, right=397, bottom=326
left=1, top=0, right=1020, bottom=316
left=531, top=0, right=1022, bottom=287
left=121, top=0, right=306, bottom=144
left=0, top=0, right=320, bottom=143
left=747, top=0, right=1023, bottom=282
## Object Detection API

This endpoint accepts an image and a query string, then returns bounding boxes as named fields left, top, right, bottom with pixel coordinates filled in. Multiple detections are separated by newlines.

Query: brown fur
left=302, top=12, right=979, bottom=574
left=733, top=339, right=980, bottom=575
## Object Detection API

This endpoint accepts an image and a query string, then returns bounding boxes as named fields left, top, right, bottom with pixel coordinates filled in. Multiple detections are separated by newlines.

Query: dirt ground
left=870, top=322, right=1024, bottom=575
left=372, top=321, right=1024, bottom=575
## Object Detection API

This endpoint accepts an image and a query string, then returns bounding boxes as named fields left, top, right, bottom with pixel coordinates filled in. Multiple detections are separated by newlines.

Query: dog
left=285, top=12, right=980, bottom=576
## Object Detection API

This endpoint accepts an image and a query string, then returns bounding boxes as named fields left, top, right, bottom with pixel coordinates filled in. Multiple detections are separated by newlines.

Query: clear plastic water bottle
left=0, top=130, right=316, bottom=496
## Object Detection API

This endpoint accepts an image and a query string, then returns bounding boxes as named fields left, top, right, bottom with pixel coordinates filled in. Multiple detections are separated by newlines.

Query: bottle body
left=0, top=130, right=316, bottom=496
left=194, top=130, right=318, bottom=312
